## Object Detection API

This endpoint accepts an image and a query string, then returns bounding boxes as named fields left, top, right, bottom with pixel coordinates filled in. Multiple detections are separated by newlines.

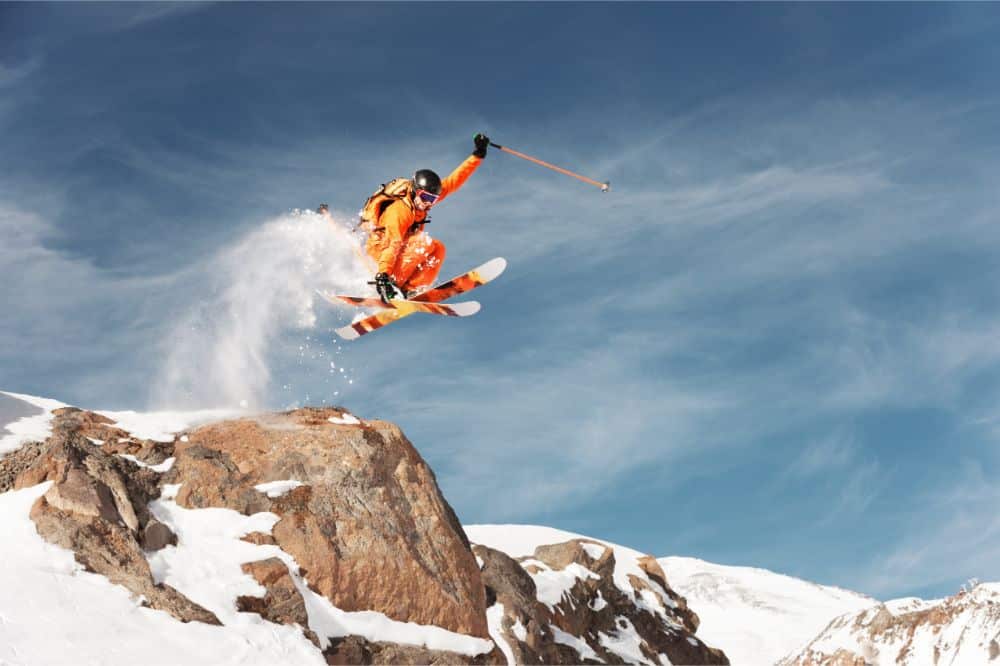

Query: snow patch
left=0, top=391, right=65, bottom=455
left=254, top=480, right=305, bottom=498
left=328, top=413, right=361, bottom=426
left=487, top=603, right=516, bottom=666
left=582, top=542, right=607, bottom=559
left=118, top=454, right=176, bottom=473
left=98, top=408, right=238, bottom=443
left=161, top=483, right=182, bottom=500
left=599, top=616, right=656, bottom=665
left=511, top=618, right=527, bottom=641
left=533, top=562, right=601, bottom=608
left=551, top=625, right=603, bottom=663
left=884, top=596, right=939, bottom=614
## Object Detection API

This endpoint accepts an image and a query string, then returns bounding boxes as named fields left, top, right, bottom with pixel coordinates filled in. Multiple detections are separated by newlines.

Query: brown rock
left=31, top=493, right=218, bottom=625
left=241, top=531, right=278, bottom=546
left=474, top=544, right=561, bottom=665
left=237, top=557, right=318, bottom=646
left=170, top=409, right=489, bottom=639
left=141, top=520, right=177, bottom=551
left=9, top=422, right=159, bottom=532
left=43, top=467, right=122, bottom=524
left=0, top=440, right=48, bottom=493
left=9, top=409, right=217, bottom=626
left=324, top=635, right=492, bottom=665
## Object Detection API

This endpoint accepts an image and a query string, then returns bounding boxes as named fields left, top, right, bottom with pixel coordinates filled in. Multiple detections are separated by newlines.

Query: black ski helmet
left=413, top=169, right=442, bottom=195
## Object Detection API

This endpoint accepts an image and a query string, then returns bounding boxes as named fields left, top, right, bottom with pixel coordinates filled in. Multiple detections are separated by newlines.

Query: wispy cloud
left=786, top=431, right=859, bottom=479
left=0, top=58, right=42, bottom=88
left=858, top=459, right=1000, bottom=598
left=114, top=3, right=213, bottom=31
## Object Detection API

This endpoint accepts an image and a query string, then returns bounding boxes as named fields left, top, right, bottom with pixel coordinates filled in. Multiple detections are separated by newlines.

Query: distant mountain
left=660, top=556, right=877, bottom=665
left=779, top=584, right=1000, bottom=665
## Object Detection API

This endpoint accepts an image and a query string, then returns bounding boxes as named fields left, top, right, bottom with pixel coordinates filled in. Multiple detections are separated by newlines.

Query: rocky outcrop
left=1, top=404, right=733, bottom=665
left=236, top=557, right=319, bottom=646
left=4, top=407, right=218, bottom=625
left=475, top=538, right=729, bottom=665
left=781, top=584, right=1000, bottom=665
left=166, top=408, right=489, bottom=638
left=0, top=405, right=494, bottom=663
left=324, top=636, right=495, bottom=665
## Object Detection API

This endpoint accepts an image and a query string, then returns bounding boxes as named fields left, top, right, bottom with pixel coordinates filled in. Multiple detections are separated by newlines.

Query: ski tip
left=478, top=257, right=507, bottom=281
left=450, top=300, right=481, bottom=316
left=334, top=325, right=361, bottom=341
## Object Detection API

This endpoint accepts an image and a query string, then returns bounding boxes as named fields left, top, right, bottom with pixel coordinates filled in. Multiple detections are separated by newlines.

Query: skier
left=365, top=133, right=490, bottom=302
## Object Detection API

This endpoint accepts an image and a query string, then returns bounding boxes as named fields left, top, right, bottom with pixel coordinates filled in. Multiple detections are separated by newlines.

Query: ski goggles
left=415, top=189, right=440, bottom=205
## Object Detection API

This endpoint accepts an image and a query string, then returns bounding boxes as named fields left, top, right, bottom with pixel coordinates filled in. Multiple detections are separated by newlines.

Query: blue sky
left=2, top=3, right=1000, bottom=601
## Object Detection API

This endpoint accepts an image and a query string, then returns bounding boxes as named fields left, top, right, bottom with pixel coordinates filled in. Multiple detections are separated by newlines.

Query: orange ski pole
left=490, top=141, right=610, bottom=192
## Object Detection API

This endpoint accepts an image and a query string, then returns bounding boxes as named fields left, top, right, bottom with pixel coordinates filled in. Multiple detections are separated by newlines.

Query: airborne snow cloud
left=153, top=210, right=372, bottom=410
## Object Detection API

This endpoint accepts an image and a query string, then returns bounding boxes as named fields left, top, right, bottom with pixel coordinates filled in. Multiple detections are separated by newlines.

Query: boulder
left=167, top=408, right=489, bottom=638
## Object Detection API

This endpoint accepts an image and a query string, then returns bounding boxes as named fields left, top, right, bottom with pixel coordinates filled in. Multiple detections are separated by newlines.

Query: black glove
left=374, top=272, right=399, bottom=303
left=473, top=133, right=490, bottom=158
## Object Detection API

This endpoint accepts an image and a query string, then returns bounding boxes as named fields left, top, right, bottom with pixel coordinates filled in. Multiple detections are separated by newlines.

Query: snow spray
left=153, top=210, right=372, bottom=410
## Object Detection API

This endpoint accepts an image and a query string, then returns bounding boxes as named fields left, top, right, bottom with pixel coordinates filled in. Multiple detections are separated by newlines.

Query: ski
left=330, top=300, right=480, bottom=341
left=324, top=257, right=505, bottom=340
left=321, top=293, right=480, bottom=316
left=411, top=257, right=506, bottom=303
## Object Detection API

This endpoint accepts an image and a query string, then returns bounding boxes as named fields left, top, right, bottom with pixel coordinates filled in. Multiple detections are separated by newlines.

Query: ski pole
left=489, top=141, right=610, bottom=192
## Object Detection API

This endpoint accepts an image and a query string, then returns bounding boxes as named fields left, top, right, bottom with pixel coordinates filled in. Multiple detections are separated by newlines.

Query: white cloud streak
left=858, top=459, right=1000, bottom=597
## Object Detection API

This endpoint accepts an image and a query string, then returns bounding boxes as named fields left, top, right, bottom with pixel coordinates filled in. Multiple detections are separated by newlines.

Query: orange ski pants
left=367, top=231, right=446, bottom=291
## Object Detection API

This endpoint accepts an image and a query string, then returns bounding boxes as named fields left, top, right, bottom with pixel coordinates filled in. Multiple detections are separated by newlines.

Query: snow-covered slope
left=0, top=395, right=322, bottom=666
left=0, top=391, right=67, bottom=455
left=660, top=556, right=877, bottom=665
left=0, top=482, right=326, bottom=666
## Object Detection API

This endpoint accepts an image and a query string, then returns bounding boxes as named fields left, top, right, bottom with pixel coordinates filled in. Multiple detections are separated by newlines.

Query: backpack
left=357, top=177, right=414, bottom=232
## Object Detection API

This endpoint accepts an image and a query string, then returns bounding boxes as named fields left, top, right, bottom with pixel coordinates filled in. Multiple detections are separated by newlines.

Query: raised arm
left=438, top=134, right=490, bottom=202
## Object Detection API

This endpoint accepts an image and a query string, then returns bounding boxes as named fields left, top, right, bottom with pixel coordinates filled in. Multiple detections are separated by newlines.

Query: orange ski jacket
left=368, top=155, right=483, bottom=274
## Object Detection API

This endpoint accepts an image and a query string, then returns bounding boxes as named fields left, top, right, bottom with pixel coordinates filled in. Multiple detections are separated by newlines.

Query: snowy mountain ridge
left=0, top=393, right=727, bottom=665
left=4, top=392, right=998, bottom=666
left=659, top=556, right=878, bottom=665
left=780, top=582, right=1000, bottom=666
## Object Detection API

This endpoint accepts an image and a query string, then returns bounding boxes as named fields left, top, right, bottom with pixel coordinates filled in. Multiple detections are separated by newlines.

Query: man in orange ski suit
left=367, top=133, right=489, bottom=302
